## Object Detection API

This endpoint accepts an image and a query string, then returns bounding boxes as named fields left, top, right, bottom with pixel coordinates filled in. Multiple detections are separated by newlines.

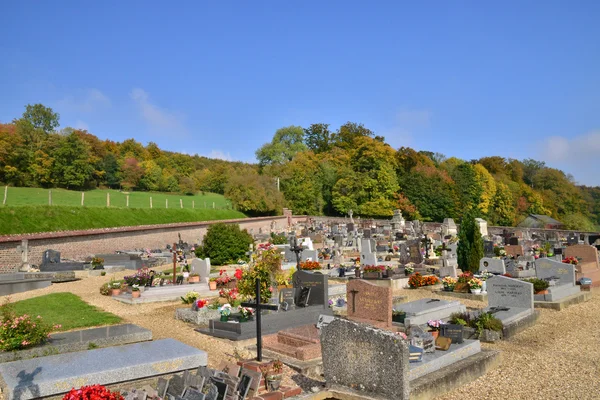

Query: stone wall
left=0, top=216, right=296, bottom=272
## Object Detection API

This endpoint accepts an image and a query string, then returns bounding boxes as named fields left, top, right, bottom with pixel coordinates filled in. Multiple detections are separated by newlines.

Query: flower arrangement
left=427, top=319, right=444, bottom=331
left=123, top=268, right=152, bottom=287
left=442, top=276, right=457, bottom=289
left=299, top=261, right=321, bottom=270
left=110, top=281, right=122, bottom=289
left=562, top=257, right=579, bottom=265
left=363, top=265, right=386, bottom=273
left=62, top=384, right=124, bottom=400
left=219, top=287, right=240, bottom=306
left=408, top=273, right=438, bottom=288
left=479, top=271, right=494, bottom=280
left=131, top=284, right=140, bottom=292
left=216, top=270, right=233, bottom=287
left=395, top=331, right=408, bottom=340
left=195, top=299, right=208, bottom=309
left=238, top=306, right=254, bottom=319
left=91, top=257, right=104, bottom=267
left=181, top=291, right=200, bottom=304
left=404, top=266, right=414, bottom=274
left=423, top=275, right=439, bottom=285
left=457, top=271, right=473, bottom=284
left=468, top=278, right=483, bottom=290
left=218, top=304, right=232, bottom=317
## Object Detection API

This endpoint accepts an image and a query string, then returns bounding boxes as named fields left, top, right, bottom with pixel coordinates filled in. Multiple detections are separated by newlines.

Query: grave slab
left=408, top=340, right=481, bottom=381
left=0, top=339, right=207, bottom=400
left=398, top=298, right=466, bottom=327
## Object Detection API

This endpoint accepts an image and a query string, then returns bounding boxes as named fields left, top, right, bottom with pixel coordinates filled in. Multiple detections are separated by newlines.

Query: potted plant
left=427, top=319, right=444, bottom=339
left=468, top=278, right=483, bottom=294
left=188, top=273, right=200, bottom=283
left=404, top=266, right=414, bottom=276
left=218, top=303, right=232, bottom=322
left=264, top=360, right=284, bottom=391
left=238, top=306, right=254, bottom=322
left=363, top=265, right=385, bottom=279
left=209, top=278, right=218, bottom=291
left=131, top=284, right=141, bottom=298
left=442, top=276, right=457, bottom=292
left=110, top=280, right=122, bottom=296
left=454, top=272, right=473, bottom=293
left=526, top=278, right=550, bottom=294
left=385, top=266, right=395, bottom=278
left=392, top=309, right=406, bottom=324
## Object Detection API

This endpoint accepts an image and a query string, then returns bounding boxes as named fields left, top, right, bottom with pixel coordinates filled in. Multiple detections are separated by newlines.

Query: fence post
left=3, top=186, right=7, bottom=205
left=126, top=195, right=129, bottom=207
left=166, top=199, right=168, bottom=208
left=180, top=199, right=183, bottom=208
left=81, top=192, right=84, bottom=206
left=150, top=197, right=153, bottom=208
left=192, top=200, right=195, bottom=209
left=106, top=193, right=110, bottom=207
left=49, top=190, right=52, bottom=206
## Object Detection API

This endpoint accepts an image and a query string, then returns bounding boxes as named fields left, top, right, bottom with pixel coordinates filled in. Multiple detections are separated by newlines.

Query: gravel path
left=3, top=272, right=599, bottom=399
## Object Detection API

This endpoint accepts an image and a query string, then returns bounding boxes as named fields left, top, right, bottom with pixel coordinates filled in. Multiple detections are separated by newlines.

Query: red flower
left=234, top=268, right=243, bottom=280
left=63, top=385, right=124, bottom=400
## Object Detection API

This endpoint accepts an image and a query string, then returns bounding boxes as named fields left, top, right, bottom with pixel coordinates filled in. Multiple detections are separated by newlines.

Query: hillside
left=1, top=104, right=599, bottom=230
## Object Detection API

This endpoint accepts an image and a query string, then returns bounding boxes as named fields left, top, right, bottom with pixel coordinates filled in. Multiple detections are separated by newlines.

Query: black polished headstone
left=440, top=324, right=464, bottom=344
left=297, top=287, right=311, bottom=307
left=42, top=249, right=61, bottom=265
left=237, top=374, right=253, bottom=400
left=292, top=270, right=328, bottom=308
left=279, top=288, right=296, bottom=307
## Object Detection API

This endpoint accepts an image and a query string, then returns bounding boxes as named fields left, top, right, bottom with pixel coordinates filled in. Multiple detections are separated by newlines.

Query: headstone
left=42, top=249, right=61, bottom=265
left=479, top=258, right=506, bottom=274
left=475, top=218, right=488, bottom=237
left=157, top=378, right=169, bottom=398
left=363, top=229, right=372, bottom=239
left=484, top=275, right=534, bottom=325
left=316, top=314, right=336, bottom=330
left=439, top=258, right=457, bottom=278
left=509, top=237, right=519, bottom=246
left=192, top=258, right=211, bottom=283
left=321, top=319, right=409, bottom=400
left=166, top=375, right=186, bottom=397
left=440, top=324, right=464, bottom=344
left=505, top=245, right=524, bottom=258
left=408, top=240, right=423, bottom=264
left=441, top=218, right=457, bottom=236
left=484, top=241, right=495, bottom=257
left=564, top=244, right=600, bottom=268
left=567, top=233, right=579, bottom=245
left=236, top=374, right=253, bottom=400
left=292, top=270, right=328, bottom=308
left=279, top=288, right=296, bottom=309
left=536, top=258, right=576, bottom=286
left=183, top=388, right=205, bottom=400
left=240, top=368, right=261, bottom=394
left=346, top=279, right=392, bottom=328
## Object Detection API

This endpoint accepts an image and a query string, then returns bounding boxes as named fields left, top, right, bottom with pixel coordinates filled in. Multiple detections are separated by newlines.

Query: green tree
left=255, top=126, right=307, bottom=167
left=457, top=210, right=484, bottom=273
left=303, top=123, right=332, bottom=153
left=332, top=122, right=374, bottom=149
left=225, top=172, right=284, bottom=216
left=52, top=133, right=95, bottom=189
left=20, top=104, right=60, bottom=134
left=195, top=223, right=254, bottom=265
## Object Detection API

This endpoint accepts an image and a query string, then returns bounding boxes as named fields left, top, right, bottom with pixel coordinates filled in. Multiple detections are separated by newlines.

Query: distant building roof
left=517, top=214, right=563, bottom=228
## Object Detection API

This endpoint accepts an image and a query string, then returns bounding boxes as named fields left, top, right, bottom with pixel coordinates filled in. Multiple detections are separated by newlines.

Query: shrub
left=0, top=298, right=55, bottom=351
left=237, top=248, right=281, bottom=302
left=63, top=384, right=124, bottom=400
left=99, top=282, right=111, bottom=296
left=195, top=223, right=254, bottom=265
left=269, top=232, right=288, bottom=245
left=525, top=278, right=550, bottom=293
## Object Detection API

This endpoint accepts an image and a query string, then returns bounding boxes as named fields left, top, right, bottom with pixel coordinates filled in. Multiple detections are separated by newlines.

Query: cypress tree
left=457, top=210, right=484, bottom=273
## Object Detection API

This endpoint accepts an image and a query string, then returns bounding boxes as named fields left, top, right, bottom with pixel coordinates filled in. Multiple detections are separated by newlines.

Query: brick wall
left=0, top=216, right=291, bottom=272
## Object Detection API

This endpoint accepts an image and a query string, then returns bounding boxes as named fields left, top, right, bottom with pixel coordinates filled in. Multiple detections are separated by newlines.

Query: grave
left=190, top=257, right=211, bottom=283
left=346, top=279, right=392, bottom=328
left=482, top=275, right=538, bottom=338
left=475, top=218, right=488, bottom=237
left=441, top=218, right=457, bottom=236
left=398, top=298, right=466, bottom=327
left=504, top=245, right=524, bottom=257
left=198, top=270, right=332, bottom=341
left=96, top=253, right=142, bottom=270
left=439, top=258, right=458, bottom=278
left=0, top=324, right=152, bottom=363
left=564, top=244, right=600, bottom=287
left=321, top=318, right=499, bottom=400
left=534, top=259, right=590, bottom=309
left=0, top=339, right=207, bottom=400
left=0, top=273, right=53, bottom=296
left=39, top=249, right=86, bottom=272
left=479, top=258, right=506, bottom=275
left=113, top=282, right=210, bottom=304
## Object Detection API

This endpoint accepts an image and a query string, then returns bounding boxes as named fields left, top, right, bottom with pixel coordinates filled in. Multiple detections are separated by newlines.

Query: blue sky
left=1, top=1, right=599, bottom=184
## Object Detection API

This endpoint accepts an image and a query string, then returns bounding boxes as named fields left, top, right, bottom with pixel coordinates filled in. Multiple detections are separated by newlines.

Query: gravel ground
left=3, top=271, right=599, bottom=399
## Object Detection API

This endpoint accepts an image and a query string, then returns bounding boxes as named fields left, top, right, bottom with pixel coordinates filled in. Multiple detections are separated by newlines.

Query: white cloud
left=381, top=108, right=433, bottom=147
left=130, top=88, right=187, bottom=135
left=57, top=88, right=111, bottom=113
left=538, top=131, right=600, bottom=186
left=204, top=150, right=232, bottom=161
left=74, top=120, right=89, bottom=130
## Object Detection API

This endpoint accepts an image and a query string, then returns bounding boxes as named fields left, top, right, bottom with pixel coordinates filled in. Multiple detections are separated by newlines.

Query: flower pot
left=471, top=288, right=482, bottom=295
left=183, top=272, right=190, bottom=279
left=430, top=331, right=439, bottom=340
left=535, top=289, right=549, bottom=295
left=209, top=281, right=217, bottom=290
left=443, top=286, right=454, bottom=292
left=132, top=291, right=140, bottom=298
left=392, top=313, right=406, bottom=324
left=238, top=316, right=248, bottom=323
left=454, top=282, right=469, bottom=293
left=266, top=376, right=282, bottom=391
left=363, top=272, right=382, bottom=279
left=220, top=315, right=229, bottom=322
left=112, top=289, right=121, bottom=296
left=355, top=269, right=361, bottom=278
left=188, top=276, right=200, bottom=283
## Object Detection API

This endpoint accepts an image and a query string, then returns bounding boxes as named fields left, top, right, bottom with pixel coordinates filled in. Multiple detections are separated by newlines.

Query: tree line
left=1, top=104, right=599, bottom=228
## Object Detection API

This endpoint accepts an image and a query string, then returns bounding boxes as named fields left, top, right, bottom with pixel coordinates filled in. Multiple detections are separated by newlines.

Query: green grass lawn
left=0, top=206, right=246, bottom=235
left=9, top=293, right=122, bottom=332
left=1, top=187, right=231, bottom=209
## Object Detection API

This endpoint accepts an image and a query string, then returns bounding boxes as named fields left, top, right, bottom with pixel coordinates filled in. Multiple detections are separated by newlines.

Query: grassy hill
left=0, top=188, right=245, bottom=235
left=1, top=187, right=231, bottom=209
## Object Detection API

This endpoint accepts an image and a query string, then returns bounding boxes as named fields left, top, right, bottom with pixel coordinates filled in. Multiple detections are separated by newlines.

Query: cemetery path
left=3, top=273, right=599, bottom=399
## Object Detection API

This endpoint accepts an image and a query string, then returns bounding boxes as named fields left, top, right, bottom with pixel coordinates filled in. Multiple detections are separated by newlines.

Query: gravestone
left=321, top=319, right=409, bottom=400
left=475, top=218, right=488, bottom=237
left=484, top=241, right=495, bottom=257
left=505, top=245, right=524, bottom=257
left=279, top=288, right=296, bottom=310
left=42, top=249, right=61, bottom=265
left=484, top=275, right=533, bottom=325
left=408, top=240, right=423, bottom=264
left=564, top=244, right=600, bottom=286
left=399, top=298, right=466, bottom=327
left=191, top=258, right=211, bottom=283
left=440, top=324, right=464, bottom=344
left=439, top=258, right=457, bottom=278
left=292, top=270, right=328, bottom=308
left=479, top=258, right=506, bottom=274
left=535, top=259, right=580, bottom=301
left=567, top=233, right=579, bottom=245
left=509, top=237, right=519, bottom=246
left=360, top=238, right=377, bottom=266
left=346, top=279, right=392, bottom=328
left=398, top=243, right=410, bottom=265
left=363, top=229, right=372, bottom=239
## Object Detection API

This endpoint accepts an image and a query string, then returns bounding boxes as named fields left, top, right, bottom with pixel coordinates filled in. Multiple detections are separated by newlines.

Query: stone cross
left=289, top=236, right=304, bottom=268
left=240, top=278, right=278, bottom=362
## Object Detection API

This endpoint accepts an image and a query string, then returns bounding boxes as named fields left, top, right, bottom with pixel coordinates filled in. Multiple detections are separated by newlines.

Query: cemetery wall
left=0, top=216, right=295, bottom=271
